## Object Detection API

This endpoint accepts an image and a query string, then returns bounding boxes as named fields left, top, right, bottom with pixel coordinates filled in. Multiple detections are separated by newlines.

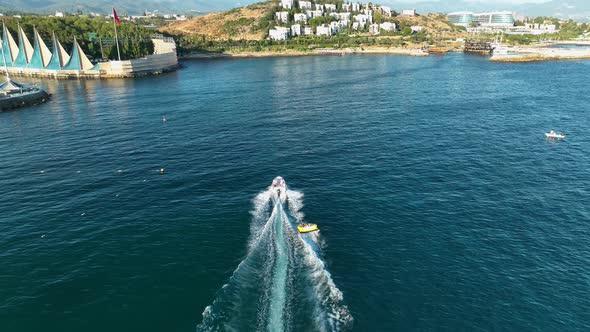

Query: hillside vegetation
left=2, top=16, right=154, bottom=60
left=160, top=1, right=278, bottom=40
left=161, top=1, right=461, bottom=40
left=159, top=0, right=469, bottom=55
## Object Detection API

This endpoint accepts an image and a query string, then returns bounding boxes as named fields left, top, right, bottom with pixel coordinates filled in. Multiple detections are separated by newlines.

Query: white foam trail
left=298, top=235, right=353, bottom=331
left=286, top=189, right=305, bottom=222
left=248, top=190, right=272, bottom=249
left=198, top=189, right=353, bottom=331
left=287, top=190, right=353, bottom=331
left=268, top=204, right=288, bottom=331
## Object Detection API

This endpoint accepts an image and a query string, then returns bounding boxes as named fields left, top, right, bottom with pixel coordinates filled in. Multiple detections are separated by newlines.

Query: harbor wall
left=99, top=52, right=179, bottom=78
left=0, top=37, right=178, bottom=79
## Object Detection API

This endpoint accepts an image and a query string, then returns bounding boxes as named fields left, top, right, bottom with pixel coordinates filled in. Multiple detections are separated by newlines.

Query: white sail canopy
left=36, top=29, right=52, bottom=67
left=2, top=23, right=19, bottom=63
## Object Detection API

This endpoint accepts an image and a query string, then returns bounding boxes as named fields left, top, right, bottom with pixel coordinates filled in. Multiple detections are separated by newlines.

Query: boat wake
left=197, top=189, right=353, bottom=332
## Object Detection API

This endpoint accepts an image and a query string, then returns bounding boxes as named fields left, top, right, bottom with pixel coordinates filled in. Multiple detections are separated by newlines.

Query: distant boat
left=464, top=39, right=494, bottom=55
left=545, top=130, right=565, bottom=139
left=491, top=33, right=509, bottom=55
left=491, top=43, right=509, bottom=55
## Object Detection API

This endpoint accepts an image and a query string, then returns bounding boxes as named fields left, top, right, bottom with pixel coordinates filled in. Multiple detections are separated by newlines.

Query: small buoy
left=159, top=168, right=165, bottom=174
left=115, top=193, right=120, bottom=197
left=81, top=212, right=86, bottom=216
left=117, top=170, right=123, bottom=173
left=40, top=170, right=45, bottom=174
left=162, top=116, right=167, bottom=123
left=76, top=171, right=81, bottom=174
left=41, top=234, right=46, bottom=238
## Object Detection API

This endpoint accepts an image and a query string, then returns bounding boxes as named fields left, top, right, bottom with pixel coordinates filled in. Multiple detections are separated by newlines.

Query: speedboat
left=545, top=130, right=565, bottom=139
left=297, top=223, right=319, bottom=233
left=270, top=176, right=287, bottom=202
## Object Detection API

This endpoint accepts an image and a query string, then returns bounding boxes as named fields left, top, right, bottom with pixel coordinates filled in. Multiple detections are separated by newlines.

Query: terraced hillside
left=160, top=1, right=278, bottom=40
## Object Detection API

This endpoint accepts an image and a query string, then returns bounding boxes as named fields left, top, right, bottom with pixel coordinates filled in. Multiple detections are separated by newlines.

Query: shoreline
left=181, top=41, right=590, bottom=63
left=180, top=47, right=428, bottom=59
left=491, top=44, right=590, bottom=62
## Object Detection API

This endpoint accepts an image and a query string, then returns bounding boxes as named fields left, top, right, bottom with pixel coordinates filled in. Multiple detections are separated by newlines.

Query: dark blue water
left=1, top=53, right=590, bottom=331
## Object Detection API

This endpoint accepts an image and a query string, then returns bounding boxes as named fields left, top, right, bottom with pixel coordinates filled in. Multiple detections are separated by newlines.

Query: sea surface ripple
left=1, top=53, right=590, bottom=331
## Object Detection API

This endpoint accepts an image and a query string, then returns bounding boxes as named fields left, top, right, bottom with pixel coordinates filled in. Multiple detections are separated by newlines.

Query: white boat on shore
left=492, top=44, right=509, bottom=55
left=545, top=130, right=565, bottom=139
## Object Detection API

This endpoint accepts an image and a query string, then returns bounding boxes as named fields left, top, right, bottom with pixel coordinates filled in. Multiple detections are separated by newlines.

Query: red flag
left=113, top=7, right=121, bottom=24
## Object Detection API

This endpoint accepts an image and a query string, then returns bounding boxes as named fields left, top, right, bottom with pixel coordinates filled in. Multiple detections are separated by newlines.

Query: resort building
left=276, top=11, right=289, bottom=24
left=369, top=24, right=380, bottom=34
left=379, top=6, right=393, bottom=17
left=380, top=22, right=396, bottom=32
left=316, top=25, right=331, bottom=36
left=504, top=23, right=559, bottom=35
left=342, top=4, right=351, bottom=12
left=474, top=11, right=514, bottom=27
left=269, top=26, right=290, bottom=40
left=325, top=4, right=337, bottom=12
left=331, top=12, right=351, bottom=21
left=329, top=21, right=338, bottom=34
left=306, top=10, right=323, bottom=18
left=402, top=9, right=416, bottom=16
left=280, top=0, right=293, bottom=9
left=298, top=1, right=312, bottom=10
left=352, top=3, right=360, bottom=12
left=354, top=14, right=371, bottom=26
left=291, top=24, right=302, bottom=36
left=448, top=11, right=514, bottom=28
left=447, top=11, right=475, bottom=27
left=524, top=23, right=557, bottom=33
left=304, top=26, right=314, bottom=35
left=294, top=13, right=307, bottom=23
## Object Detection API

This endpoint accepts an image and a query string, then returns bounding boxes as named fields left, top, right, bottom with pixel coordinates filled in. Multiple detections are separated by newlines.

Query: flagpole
left=113, top=8, right=121, bottom=61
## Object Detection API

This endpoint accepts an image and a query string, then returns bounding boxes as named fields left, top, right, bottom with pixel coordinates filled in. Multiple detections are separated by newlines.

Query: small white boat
left=545, top=130, right=565, bottom=139
left=492, top=44, right=509, bottom=55
left=269, top=176, right=288, bottom=202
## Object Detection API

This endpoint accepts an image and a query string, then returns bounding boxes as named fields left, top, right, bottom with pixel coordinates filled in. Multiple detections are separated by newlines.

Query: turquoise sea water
left=1, top=53, right=590, bottom=331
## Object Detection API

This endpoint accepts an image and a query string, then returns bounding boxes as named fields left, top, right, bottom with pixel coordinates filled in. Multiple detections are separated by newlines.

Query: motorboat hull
left=270, top=176, right=288, bottom=203
left=545, top=133, right=565, bottom=139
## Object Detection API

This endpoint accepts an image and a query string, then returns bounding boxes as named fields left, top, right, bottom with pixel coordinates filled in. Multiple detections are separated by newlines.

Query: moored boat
left=0, top=42, right=50, bottom=111
left=492, top=43, right=509, bottom=55
left=464, top=39, right=494, bottom=55
left=0, top=79, right=50, bottom=111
